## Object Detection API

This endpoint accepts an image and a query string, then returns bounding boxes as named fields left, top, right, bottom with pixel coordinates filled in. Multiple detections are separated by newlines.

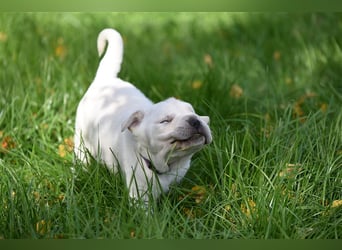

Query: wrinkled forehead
left=151, top=97, right=195, bottom=116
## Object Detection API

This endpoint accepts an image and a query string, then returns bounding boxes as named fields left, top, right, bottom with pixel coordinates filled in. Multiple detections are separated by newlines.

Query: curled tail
left=95, top=28, right=124, bottom=80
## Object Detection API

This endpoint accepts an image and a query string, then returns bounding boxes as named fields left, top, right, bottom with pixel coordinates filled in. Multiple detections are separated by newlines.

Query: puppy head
left=122, top=98, right=212, bottom=174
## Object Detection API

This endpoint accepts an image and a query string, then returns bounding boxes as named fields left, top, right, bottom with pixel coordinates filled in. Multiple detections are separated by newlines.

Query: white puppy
left=74, top=28, right=212, bottom=203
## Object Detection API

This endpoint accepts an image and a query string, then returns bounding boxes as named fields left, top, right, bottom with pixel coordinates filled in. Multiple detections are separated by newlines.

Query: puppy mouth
left=171, top=133, right=206, bottom=149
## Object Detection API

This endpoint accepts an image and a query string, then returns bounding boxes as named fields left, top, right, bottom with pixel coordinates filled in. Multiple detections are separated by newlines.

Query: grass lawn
left=0, top=12, right=341, bottom=239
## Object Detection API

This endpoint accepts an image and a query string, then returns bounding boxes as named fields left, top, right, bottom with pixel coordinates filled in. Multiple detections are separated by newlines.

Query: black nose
left=187, top=117, right=201, bottom=129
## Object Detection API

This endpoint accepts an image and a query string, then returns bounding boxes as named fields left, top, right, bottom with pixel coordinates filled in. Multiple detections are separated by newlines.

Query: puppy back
left=95, top=28, right=124, bottom=80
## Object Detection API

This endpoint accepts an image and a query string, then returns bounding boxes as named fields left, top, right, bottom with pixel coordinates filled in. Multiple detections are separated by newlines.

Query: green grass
left=0, top=12, right=341, bottom=239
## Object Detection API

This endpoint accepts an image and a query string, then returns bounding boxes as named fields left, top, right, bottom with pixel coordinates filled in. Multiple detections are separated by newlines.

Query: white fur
left=74, top=28, right=212, bottom=203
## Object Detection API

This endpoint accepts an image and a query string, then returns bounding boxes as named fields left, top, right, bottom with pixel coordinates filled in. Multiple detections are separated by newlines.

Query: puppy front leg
left=125, top=166, right=161, bottom=211
left=125, top=166, right=150, bottom=206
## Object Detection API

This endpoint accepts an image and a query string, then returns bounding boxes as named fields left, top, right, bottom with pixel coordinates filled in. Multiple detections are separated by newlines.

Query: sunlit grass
left=0, top=12, right=341, bottom=239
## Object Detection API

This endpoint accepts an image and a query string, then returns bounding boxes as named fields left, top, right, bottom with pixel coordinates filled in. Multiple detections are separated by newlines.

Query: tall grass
left=0, top=13, right=341, bottom=239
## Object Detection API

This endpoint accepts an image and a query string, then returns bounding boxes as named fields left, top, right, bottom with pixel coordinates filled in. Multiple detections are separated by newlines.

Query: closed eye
left=159, top=116, right=174, bottom=124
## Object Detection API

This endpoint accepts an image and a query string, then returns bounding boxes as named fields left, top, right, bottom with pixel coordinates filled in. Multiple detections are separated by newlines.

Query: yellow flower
left=58, top=136, right=74, bottom=158
left=273, top=50, right=281, bottom=61
left=36, top=220, right=51, bottom=235
left=191, top=185, right=207, bottom=204
left=224, top=205, right=231, bottom=212
left=229, top=84, right=243, bottom=99
left=57, top=193, right=65, bottom=202
left=183, top=207, right=195, bottom=218
left=241, top=199, right=256, bottom=217
left=292, top=91, right=318, bottom=121
left=55, top=37, right=67, bottom=59
left=331, top=200, right=342, bottom=208
left=58, top=144, right=67, bottom=158
left=203, top=53, right=214, bottom=68
left=279, top=163, right=302, bottom=178
left=0, top=31, right=8, bottom=42
left=191, top=80, right=203, bottom=90
left=55, top=45, right=67, bottom=59
left=293, top=103, right=304, bottom=118
left=1, top=135, right=16, bottom=152
left=285, top=77, right=293, bottom=85
left=63, top=137, right=74, bottom=151
left=33, top=191, right=40, bottom=201
left=130, top=229, right=136, bottom=238
left=320, top=103, right=328, bottom=113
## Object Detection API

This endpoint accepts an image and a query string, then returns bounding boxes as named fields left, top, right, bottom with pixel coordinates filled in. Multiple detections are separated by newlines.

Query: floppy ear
left=200, top=116, right=210, bottom=124
left=121, top=111, right=144, bottom=132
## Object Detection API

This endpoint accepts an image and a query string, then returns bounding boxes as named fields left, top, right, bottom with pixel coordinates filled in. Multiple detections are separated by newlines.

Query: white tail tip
left=96, top=28, right=124, bottom=78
